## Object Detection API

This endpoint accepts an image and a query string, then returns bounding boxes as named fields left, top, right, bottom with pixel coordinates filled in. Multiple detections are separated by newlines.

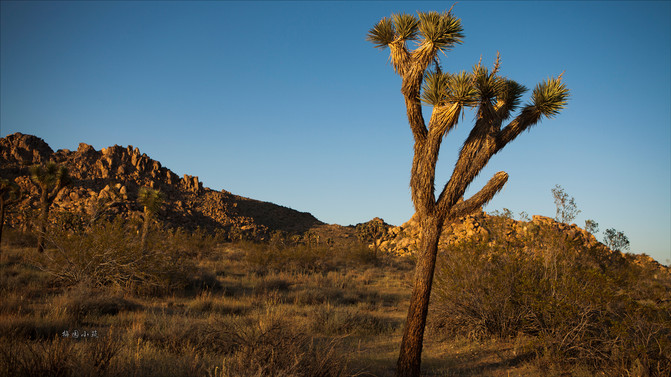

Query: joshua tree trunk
left=141, top=207, right=150, bottom=252
left=36, top=188, right=49, bottom=253
left=137, top=187, right=163, bottom=254
left=397, top=215, right=442, bottom=376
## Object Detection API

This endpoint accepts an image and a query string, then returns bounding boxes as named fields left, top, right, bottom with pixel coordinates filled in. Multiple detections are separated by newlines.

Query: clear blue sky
left=2, top=1, right=669, bottom=264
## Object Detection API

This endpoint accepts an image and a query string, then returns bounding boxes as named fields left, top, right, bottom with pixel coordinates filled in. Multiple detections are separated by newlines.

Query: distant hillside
left=0, top=132, right=323, bottom=239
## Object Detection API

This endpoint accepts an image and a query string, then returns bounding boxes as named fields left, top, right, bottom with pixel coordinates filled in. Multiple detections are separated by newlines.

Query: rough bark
left=397, top=215, right=443, bottom=377
left=141, top=207, right=150, bottom=252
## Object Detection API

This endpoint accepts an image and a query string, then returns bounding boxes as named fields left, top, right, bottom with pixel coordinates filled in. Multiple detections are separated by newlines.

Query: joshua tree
left=30, top=162, right=70, bottom=253
left=137, top=187, right=163, bottom=251
left=0, top=178, right=22, bottom=257
left=367, top=10, right=569, bottom=376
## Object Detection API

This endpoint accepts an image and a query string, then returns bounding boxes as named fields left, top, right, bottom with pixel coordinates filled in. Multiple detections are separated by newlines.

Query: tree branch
left=445, top=171, right=508, bottom=220
left=495, top=106, right=542, bottom=152
left=389, top=40, right=412, bottom=76
left=410, top=103, right=462, bottom=215
left=435, top=100, right=498, bottom=214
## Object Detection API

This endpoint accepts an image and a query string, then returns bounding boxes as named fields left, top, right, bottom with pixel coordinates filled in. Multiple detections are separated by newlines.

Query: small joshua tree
left=30, top=162, right=70, bottom=253
left=0, top=178, right=22, bottom=257
left=367, top=9, right=569, bottom=377
left=137, top=187, right=163, bottom=252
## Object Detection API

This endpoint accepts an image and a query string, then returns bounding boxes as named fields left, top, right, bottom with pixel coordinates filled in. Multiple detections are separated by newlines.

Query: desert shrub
left=211, top=313, right=350, bottom=377
left=0, top=315, right=71, bottom=341
left=164, top=226, right=219, bottom=259
left=0, top=253, right=53, bottom=297
left=0, top=331, right=122, bottom=377
left=335, top=243, right=380, bottom=266
left=253, top=273, right=294, bottom=294
left=244, top=241, right=331, bottom=274
left=310, top=305, right=392, bottom=336
left=186, top=292, right=251, bottom=316
left=52, top=284, right=141, bottom=323
left=36, top=218, right=198, bottom=295
left=0, top=226, right=37, bottom=248
left=0, top=330, right=215, bottom=377
left=432, top=220, right=671, bottom=376
left=131, top=314, right=229, bottom=355
left=243, top=237, right=380, bottom=275
left=289, top=286, right=338, bottom=306
left=432, top=241, right=532, bottom=339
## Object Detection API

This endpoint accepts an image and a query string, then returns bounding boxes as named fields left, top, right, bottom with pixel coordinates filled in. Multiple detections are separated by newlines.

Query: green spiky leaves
left=421, top=72, right=450, bottom=106
left=367, top=11, right=463, bottom=52
left=0, top=178, right=21, bottom=202
left=30, top=161, right=70, bottom=190
left=421, top=71, right=477, bottom=107
left=531, top=75, right=570, bottom=118
left=421, top=55, right=534, bottom=125
left=472, top=64, right=506, bottom=103
left=392, top=13, right=419, bottom=41
left=497, top=80, right=527, bottom=115
left=417, top=11, right=464, bottom=53
left=138, top=187, right=164, bottom=215
left=366, top=13, right=419, bottom=49
left=367, top=17, right=396, bottom=49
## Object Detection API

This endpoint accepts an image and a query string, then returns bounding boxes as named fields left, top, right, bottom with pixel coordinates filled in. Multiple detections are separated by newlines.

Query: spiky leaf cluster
left=417, top=11, right=464, bottom=52
left=30, top=161, right=70, bottom=190
left=421, top=60, right=528, bottom=115
left=367, top=11, right=463, bottom=52
left=0, top=178, right=21, bottom=202
left=421, top=71, right=478, bottom=107
left=531, top=77, right=569, bottom=118
left=392, top=13, right=419, bottom=41
left=366, top=13, right=420, bottom=49
left=367, top=17, right=396, bottom=49
left=472, top=64, right=507, bottom=103
left=138, top=187, right=163, bottom=215
left=496, top=80, right=527, bottom=118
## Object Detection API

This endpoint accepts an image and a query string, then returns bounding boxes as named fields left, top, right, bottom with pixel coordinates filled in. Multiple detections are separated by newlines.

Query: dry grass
left=1, top=220, right=668, bottom=376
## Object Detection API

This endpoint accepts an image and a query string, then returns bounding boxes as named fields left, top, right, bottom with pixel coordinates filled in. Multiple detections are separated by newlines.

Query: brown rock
left=78, top=143, right=95, bottom=154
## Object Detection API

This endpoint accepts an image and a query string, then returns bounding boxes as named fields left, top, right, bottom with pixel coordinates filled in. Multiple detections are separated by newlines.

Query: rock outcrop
left=377, top=212, right=601, bottom=256
left=376, top=211, right=669, bottom=275
left=0, top=132, right=323, bottom=239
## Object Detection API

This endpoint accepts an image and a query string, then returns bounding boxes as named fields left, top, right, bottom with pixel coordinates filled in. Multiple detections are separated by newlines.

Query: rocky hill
left=374, top=211, right=669, bottom=275
left=0, top=132, right=323, bottom=239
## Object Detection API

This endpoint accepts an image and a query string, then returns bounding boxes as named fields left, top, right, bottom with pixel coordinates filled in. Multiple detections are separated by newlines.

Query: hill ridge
left=0, top=132, right=323, bottom=239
